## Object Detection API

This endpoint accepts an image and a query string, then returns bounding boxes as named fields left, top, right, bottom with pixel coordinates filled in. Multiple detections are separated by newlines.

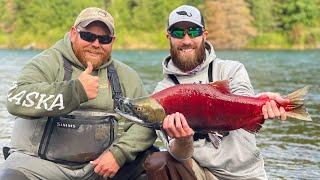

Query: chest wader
left=38, top=57, right=158, bottom=180
left=37, top=57, right=122, bottom=165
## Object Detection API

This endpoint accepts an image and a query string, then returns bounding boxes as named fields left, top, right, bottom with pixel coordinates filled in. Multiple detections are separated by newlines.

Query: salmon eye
left=135, top=107, right=142, bottom=112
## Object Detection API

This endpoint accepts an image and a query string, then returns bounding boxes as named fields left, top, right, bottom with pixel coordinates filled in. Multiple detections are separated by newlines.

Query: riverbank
left=1, top=43, right=319, bottom=51
left=1, top=33, right=319, bottom=51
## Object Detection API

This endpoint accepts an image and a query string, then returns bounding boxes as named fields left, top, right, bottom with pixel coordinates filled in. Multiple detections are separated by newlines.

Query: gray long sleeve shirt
left=154, top=41, right=267, bottom=180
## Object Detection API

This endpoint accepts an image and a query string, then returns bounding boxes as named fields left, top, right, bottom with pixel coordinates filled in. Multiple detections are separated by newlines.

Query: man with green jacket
left=0, top=7, right=156, bottom=179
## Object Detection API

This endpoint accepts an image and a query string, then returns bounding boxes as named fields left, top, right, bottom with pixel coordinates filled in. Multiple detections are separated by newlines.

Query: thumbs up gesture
left=78, top=62, right=99, bottom=100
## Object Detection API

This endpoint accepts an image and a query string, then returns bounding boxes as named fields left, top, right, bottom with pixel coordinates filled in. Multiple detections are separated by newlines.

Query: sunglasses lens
left=170, top=29, right=185, bottom=39
left=188, top=27, right=202, bottom=38
left=79, top=31, right=112, bottom=44
left=79, top=32, right=96, bottom=42
left=98, top=35, right=113, bottom=44
left=170, top=27, right=203, bottom=39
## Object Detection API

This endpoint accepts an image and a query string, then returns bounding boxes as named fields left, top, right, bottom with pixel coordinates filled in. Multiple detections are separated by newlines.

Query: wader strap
left=208, top=61, right=213, bottom=82
left=168, top=74, right=180, bottom=85
left=38, top=48, right=60, bottom=161
left=168, top=61, right=214, bottom=85
left=62, top=57, right=123, bottom=110
left=38, top=58, right=122, bottom=163
left=62, top=57, right=123, bottom=109
left=38, top=117, right=57, bottom=159
left=2, top=147, right=10, bottom=160
left=63, top=56, right=73, bottom=81
left=107, top=63, right=123, bottom=110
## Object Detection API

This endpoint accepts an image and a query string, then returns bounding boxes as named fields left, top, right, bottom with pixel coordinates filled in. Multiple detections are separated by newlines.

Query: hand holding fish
left=163, top=112, right=194, bottom=139
left=259, top=92, right=290, bottom=120
left=163, top=112, right=194, bottom=162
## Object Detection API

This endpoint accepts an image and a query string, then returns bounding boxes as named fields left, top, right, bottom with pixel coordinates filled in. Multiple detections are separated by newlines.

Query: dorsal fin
left=208, top=80, right=231, bottom=94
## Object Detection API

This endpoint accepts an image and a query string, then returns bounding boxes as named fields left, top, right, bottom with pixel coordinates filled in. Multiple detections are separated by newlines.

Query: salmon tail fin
left=286, top=108, right=312, bottom=121
left=285, top=86, right=312, bottom=121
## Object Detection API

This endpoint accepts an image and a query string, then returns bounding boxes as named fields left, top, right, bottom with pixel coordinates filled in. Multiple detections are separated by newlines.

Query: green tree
left=0, top=0, right=319, bottom=49
left=108, top=0, right=202, bottom=49
left=274, top=0, right=320, bottom=48
left=247, top=0, right=276, bottom=33
left=9, top=0, right=103, bottom=48
left=275, top=0, right=320, bottom=30
left=0, top=0, right=16, bottom=33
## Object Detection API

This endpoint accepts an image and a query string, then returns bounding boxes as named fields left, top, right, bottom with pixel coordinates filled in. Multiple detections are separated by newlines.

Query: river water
left=0, top=49, right=319, bottom=179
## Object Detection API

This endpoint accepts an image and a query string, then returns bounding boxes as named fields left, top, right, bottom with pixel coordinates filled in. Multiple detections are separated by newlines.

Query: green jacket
left=7, top=33, right=156, bottom=167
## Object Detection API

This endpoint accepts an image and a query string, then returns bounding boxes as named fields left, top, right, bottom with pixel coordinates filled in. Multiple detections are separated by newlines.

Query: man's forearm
left=169, top=136, right=194, bottom=162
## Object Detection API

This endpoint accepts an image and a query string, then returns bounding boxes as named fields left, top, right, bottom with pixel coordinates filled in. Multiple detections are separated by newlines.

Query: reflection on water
left=0, top=49, right=319, bottom=178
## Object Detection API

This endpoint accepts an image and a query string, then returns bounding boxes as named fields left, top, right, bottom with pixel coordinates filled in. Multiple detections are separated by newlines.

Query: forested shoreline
left=0, top=0, right=319, bottom=50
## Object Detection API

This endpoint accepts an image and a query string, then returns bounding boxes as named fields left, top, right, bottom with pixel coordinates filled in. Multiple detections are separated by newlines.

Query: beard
left=170, top=38, right=206, bottom=72
left=73, top=43, right=110, bottom=70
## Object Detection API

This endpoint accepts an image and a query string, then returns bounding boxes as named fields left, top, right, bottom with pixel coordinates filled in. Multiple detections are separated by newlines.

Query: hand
left=78, top=62, right=99, bottom=100
left=163, top=112, right=194, bottom=162
left=162, top=112, right=194, bottom=139
left=90, top=151, right=120, bottom=178
left=259, top=92, right=290, bottom=120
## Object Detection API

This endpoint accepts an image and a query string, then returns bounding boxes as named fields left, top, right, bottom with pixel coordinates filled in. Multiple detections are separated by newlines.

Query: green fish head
left=131, top=97, right=166, bottom=124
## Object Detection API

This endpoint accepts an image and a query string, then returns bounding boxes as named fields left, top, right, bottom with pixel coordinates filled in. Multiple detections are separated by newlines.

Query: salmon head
left=115, top=96, right=166, bottom=128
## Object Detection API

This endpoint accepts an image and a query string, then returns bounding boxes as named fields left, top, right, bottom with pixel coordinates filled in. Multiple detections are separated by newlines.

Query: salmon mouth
left=115, top=97, right=161, bottom=129
left=114, top=109, right=160, bottom=128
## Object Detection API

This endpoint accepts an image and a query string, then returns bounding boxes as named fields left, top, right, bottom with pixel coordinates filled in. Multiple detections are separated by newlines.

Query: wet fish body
left=117, top=80, right=311, bottom=133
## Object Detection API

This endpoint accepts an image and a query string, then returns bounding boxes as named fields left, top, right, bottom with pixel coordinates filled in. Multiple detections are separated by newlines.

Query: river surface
left=0, top=49, right=319, bottom=179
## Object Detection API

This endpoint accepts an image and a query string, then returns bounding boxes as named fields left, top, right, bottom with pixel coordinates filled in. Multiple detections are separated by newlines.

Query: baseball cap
left=74, top=7, right=115, bottom=35
left=168, top=5, right=205, bottom=30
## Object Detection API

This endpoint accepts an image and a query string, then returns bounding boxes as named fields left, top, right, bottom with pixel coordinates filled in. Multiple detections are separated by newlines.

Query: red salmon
left=116, top=80, right=311, bottom=133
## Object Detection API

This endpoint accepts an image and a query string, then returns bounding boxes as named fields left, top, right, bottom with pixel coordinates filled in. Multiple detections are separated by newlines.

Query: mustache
left=176, top=44, right=196, bottom=50
left=84, top=48, right=104, bottom=54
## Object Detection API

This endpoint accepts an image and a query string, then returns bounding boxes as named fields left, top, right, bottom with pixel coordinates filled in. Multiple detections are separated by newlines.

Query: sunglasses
left=76, top=29, right=113, bottom=44
left=169, top=27, right=203, bottom=39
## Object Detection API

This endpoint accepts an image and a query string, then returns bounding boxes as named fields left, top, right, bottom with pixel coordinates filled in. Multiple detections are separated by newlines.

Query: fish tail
left=285, top=86, right=312, bottom=121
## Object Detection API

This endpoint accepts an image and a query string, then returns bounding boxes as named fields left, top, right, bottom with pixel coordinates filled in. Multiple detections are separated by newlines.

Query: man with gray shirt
left=145, top=5, right=287, bottom=180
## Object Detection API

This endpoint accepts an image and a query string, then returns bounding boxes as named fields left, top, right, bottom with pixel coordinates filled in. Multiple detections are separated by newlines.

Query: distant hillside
left=0, top=0, right=319, bottom=50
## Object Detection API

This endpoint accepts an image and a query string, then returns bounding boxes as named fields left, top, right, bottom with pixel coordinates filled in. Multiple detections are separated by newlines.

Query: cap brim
left=168, top=19, right=204, bottom=30
left=78, top=19, right=114, bottom=35
left=168, top=15, right=204, bottom=29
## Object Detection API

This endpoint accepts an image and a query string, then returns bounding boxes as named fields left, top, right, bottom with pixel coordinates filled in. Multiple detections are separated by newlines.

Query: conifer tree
left=204, top=0, right=257, bottom=49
